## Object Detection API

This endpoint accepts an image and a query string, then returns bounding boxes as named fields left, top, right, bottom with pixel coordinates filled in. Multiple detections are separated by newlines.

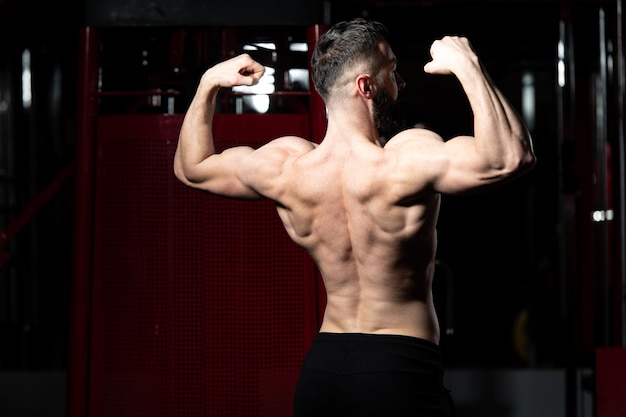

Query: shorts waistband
left=315, top=332, right=439, bottom=349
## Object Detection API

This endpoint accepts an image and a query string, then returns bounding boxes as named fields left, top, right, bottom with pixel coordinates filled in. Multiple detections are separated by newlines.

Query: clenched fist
left=201, top=53, right=266, bottom=90
left=423, top=36, right=479, bottom=76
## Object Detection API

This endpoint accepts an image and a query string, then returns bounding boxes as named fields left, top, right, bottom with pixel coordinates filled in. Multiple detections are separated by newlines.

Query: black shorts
left=293, top=333, right=455, bottom=417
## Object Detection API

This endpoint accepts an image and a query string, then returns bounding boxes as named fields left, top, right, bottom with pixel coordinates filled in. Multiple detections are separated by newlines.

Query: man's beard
left=373, top=87, right=404, bottom=145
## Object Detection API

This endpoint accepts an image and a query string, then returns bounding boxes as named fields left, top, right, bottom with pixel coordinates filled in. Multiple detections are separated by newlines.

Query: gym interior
left=0, top=1, right=624, bottom=416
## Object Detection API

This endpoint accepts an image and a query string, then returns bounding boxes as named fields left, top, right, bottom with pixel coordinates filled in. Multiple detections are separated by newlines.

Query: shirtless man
left=174, top=18, right=535, bottom=417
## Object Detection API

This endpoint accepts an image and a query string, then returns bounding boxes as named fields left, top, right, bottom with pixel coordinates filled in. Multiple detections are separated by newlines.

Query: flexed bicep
left=177, top=145, right=264, bottom=200
left=389, top=129, right=511, bottom=197
left=430, top=135, right=505, bottom=194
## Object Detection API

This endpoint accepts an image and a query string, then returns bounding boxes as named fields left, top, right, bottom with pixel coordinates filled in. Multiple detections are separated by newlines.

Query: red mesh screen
left=91, top=114, right=319, bottom=417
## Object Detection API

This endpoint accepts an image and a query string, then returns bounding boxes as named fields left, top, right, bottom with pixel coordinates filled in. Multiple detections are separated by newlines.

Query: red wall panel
left=90, top=113, right=320, bottom=417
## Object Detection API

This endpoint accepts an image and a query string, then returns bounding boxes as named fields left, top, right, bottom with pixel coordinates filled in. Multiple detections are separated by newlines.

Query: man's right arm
left=174, top=54, right=267, bottom=199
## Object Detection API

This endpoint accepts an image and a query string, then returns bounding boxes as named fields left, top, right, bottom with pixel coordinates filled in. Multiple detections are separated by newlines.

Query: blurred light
left=592, top=209, right=614, bottom=222
left=22, top=49, right=32, bottom=109
left=607, top=39, right=614, bottom=77
left=233, top=41, right=308, bottom=113
left=245, top=95, right=270, bottom=114
left=522, top=72, right=535, bottom=131
left=243, top=42, right=276, bottom=51
left=289, top=42, right=308, bottom=52
left=557, top=40, right=566, bottom=88
left=557, top=60, right=566, bottom=88
left=288, top=68, right=309, bottom=90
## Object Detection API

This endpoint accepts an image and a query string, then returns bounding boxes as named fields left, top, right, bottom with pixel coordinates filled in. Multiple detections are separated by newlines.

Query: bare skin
left=174, top=36, right=535, bottom=345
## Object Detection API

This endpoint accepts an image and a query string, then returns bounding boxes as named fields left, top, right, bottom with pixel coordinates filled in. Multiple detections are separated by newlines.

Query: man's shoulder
left=262, top=135, right=317, bottom=156
left=385, top=127, right=444, bottom=149
left=248, top=136, right=316, bottom=167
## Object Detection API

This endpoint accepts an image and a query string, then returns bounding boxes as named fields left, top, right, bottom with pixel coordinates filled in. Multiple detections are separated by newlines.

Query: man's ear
left=357, top=75, right=372, bottom=98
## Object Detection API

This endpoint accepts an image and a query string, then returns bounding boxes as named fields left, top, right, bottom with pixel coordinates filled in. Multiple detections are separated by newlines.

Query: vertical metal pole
left=557, top=4, right=581, bottom=415
left=597, top=7, right=611, bottom=347
left=306, top=24, right=327, bottom=144
left=557, top=12, right=574, bottom=417
left=557, top=19, right=567, bottom=331
left=67, top=25, right=100, bottom=417
left=617, top=0, right=626, bottom=349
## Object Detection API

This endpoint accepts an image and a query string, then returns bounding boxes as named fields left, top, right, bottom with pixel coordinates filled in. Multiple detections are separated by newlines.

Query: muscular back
left=269, top=133, right=442, bottom=343
left=175, top=39, right=534, bottom=345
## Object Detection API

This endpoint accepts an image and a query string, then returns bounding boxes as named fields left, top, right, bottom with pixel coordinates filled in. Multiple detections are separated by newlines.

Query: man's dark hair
left=311, top=18, right=390, bottom=101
